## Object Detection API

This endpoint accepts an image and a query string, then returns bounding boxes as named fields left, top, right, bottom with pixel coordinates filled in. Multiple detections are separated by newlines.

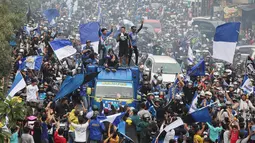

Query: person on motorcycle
left=138, top=102, right=152, bottom=119
left=128, top=20, right=144, bottom=66
left=138, top=113, right=151, bottom=143
left=140, top=81, right=152, bottom=96
left=239, top=93, right=255, bottom=121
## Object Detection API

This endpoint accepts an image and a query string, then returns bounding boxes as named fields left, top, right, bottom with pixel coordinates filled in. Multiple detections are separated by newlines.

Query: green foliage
left=0, top=0, right=40, bottom=141
left=0, top=0, right=40, bottom=78
left=0, top=95, right=27, bottom=128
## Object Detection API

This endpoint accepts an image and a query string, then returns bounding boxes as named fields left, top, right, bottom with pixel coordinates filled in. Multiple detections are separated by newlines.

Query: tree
left=0, top=0, right=41, bottom=79
left=0, top=0, right=40, bottom=141
left=0, top=94, right=26, bottom=142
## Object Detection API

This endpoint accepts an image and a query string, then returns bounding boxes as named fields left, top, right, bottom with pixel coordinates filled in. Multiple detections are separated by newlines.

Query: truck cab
left=86, top=65, right=140, bottom=109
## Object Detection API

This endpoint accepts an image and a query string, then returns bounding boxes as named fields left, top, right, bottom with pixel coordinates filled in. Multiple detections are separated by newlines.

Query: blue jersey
left=129, top=32, right=138, bottom=46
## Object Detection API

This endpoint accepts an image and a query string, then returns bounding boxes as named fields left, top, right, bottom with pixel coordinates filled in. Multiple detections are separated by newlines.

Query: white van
left=144, top=54, right=181, bottom=83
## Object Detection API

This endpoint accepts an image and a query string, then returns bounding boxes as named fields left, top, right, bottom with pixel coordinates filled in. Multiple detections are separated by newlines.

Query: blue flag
left=188, top=92, right=198, bottom=113
left=54, top=73, right=84, bottom=101
left=191, top=106, right=211, bottom=123
left=19, top=56, right=43, bottom=71
left=79, top=22, right=100, bottom=52
left=43, top=9, right=60, bottom=23
left=187, top=60, right=205, bottom=76
left=79, top=22, right=100, bottom=45
left=49, top=39, right=77, bottom=61
left=213, top=22, right=240, bottom=63
left=8, top=71, right=26, bottom=97
left=100, top=112, right=126, bottom=126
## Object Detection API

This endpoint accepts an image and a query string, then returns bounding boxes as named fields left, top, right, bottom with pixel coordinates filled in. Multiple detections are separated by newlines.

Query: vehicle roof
left=144, top=19, right=161, bottom=23
left=97, top=67, right=133, bottom=81
left=148, top=55, right=178, bottom=63
left=192, top=17, right=221, bottom=21
left=192, top=17, right=225, bottom=27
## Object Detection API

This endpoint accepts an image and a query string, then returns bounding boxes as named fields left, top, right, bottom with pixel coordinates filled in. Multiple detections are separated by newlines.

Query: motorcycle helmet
left=157, top=76, right=163, bottom=84
left=142, top=113, right=151, bottom=122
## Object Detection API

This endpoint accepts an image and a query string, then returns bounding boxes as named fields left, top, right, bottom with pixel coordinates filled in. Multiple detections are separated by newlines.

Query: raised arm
left=137, top=20, right=144, bottom=33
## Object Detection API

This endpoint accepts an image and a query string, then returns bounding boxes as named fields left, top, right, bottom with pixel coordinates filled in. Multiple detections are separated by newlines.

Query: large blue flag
left=8, top=71, right=26, bottom=97
left=19, top=56, right=43, bottom=71
left=49, top=39, right=77, bottom=61
left=213, top=22, right=240, bottom=63
left=187, top=60, right=205, bottom=76
left=54, top=73, right=84, bottom=101
left=191, top=106, right=211, bottom=123
left=43, top=8, right=60, bottom=23
left=79, top=22, right=100, bottom=52
left=183, top=104, right=213, bottom=123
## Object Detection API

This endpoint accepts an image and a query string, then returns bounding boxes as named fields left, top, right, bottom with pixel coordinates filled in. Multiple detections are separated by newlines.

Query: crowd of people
left=4, top=0, right=255, bottom=143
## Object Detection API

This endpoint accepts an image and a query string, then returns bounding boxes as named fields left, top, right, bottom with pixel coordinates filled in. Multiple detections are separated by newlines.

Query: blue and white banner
left=241, top=75, right=254, bottom=94
left=79, top=22, right=100, bottom=52
left=8, top=71, right=26, bottom=97
left=100, top=112, right=126, bottom=126
left=49, top=39, right=77, bottom=61
left=213, top=22, right=240, bottom=63
left=19, top=56, right=43, bottom=71
left=188, top=92, right=198, bottom=113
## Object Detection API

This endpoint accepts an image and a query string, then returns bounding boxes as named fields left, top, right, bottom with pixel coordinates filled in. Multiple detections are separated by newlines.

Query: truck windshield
left=95, top=81, right=133, bottom=99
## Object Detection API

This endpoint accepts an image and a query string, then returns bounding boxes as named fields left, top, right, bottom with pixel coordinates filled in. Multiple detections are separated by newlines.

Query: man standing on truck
left=117, top=26, right=132, bottom=66
left=99, top=26, right=113, bottom=65
left=128, top=20, right=144, bottom=66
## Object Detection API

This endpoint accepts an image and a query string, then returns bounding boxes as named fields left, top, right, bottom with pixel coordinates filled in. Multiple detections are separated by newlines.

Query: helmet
left=142, top=113, right=150, bottom=122
left=92, top=105, right=98, bottom=111
left=46, top=91, right=53, bottom=96
left=157, top=76, right=163, bottom=84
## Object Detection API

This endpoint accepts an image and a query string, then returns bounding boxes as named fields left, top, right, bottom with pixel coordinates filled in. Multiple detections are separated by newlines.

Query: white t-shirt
left=71, top=122, right=89, bottom=142
left=26, top=85, right=39, bottom=102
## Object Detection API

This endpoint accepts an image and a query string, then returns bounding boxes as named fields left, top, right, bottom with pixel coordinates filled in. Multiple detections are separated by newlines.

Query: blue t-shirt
left=129, top=32, right=138, bottom=46
left=10, top=132, right=18, bottom=143
left=41, top=122, right=48, bottom=140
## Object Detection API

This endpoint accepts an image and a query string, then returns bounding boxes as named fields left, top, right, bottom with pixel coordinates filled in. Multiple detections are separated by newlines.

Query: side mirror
left=137, top=95, right=141, bottom=100
left=145, top=68, right=150, bottom=72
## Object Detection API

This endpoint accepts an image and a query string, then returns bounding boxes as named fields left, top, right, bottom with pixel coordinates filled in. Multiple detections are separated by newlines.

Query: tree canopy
left=0, top=0, right=40, bottom=78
